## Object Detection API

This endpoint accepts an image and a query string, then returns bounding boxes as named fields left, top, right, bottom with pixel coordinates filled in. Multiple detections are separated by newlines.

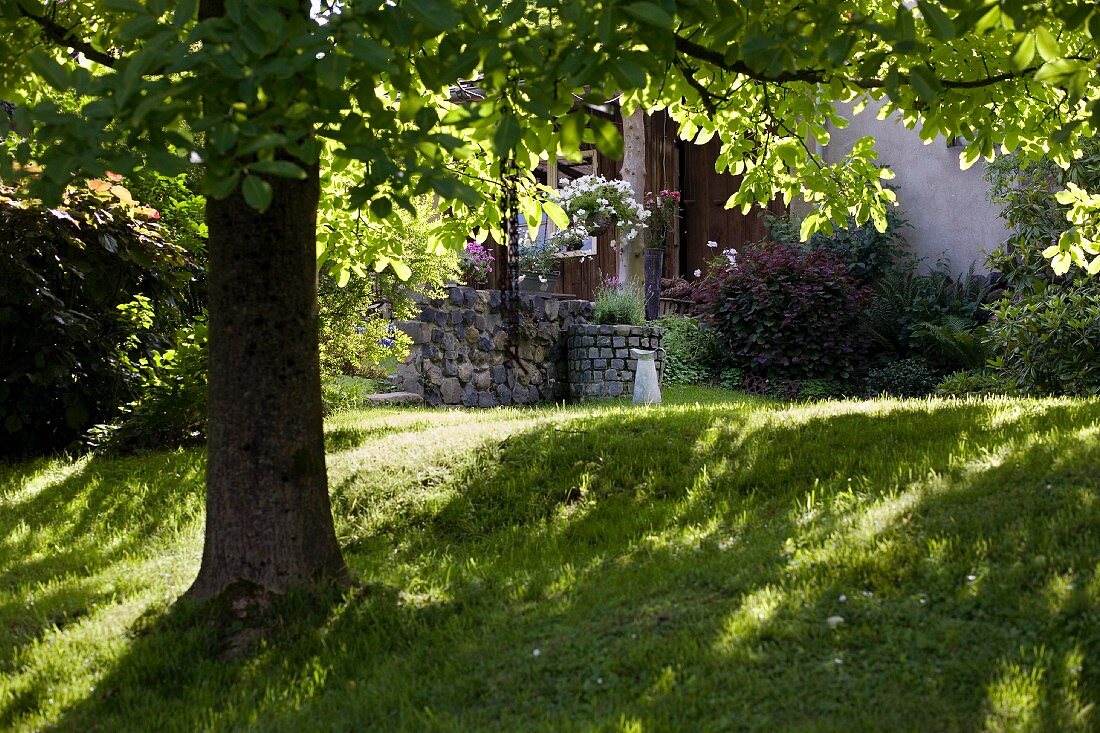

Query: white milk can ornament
left=631, top=348, right=663, bottom=405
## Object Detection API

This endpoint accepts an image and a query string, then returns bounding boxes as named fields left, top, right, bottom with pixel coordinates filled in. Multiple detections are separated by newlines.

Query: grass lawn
left=2, top=387, right=1100, bottom=731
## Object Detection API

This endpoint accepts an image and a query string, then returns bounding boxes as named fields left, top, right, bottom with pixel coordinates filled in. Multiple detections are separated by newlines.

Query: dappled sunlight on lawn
left=3, top=391, right=1100, bottom=731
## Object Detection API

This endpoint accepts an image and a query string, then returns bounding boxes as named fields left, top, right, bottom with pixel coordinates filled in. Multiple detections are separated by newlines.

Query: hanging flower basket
left=552, top=175, right=647, bottom=245
left=583, top=212, right=615, bottom=237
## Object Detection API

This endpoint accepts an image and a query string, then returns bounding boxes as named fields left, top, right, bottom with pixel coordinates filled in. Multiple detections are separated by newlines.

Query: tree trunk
left=186, top=164, right=349, bottom=601
left=618, top=106, right=647, bottom=286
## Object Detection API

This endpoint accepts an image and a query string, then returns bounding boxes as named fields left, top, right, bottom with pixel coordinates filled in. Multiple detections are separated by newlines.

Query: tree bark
left=186, top=164, right=349, bottom=601
left=618, top=106, right=647, bottom=286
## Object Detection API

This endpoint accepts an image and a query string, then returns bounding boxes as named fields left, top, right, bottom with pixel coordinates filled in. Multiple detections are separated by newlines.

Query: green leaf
left=493, top=114, right=521, bottom=157
left=1034, top=58, right=1087, bottom=84
left=1012, top=33, right=1036, bottom=71
left=591, top=117, right=623, bottom=159
left=610, top=59, right=648, bottom=90
left=973, top=4, right=1000, bottom=33
left=1051, top=119, right=1082, bottom=143
left=910, top=66, right=943, bottom=102
left=826, top=35, right=855, bottom=65
left=119, top=14, right=160, bottom=42
left=370, top=197, right=393, bottom=218
left=316, top=53, right=351, bottom=89
left=172, top=0, right=197, bottom=26
left=204, top=171, right=241, bottom=199
left=429, top=176, right=480, bottom=206
left=239, top=133, right=289, bottom=156
left=1035, top=26, right=1061, bottom=62
left=543, top=201, right=570, bottom=228
left=100, top=0, right=146, bottom=12
left=242, top=175, right=273, bottom=211
left=248, top=160, right=307, bottom=179
left=624, top=2, right=674, bottom=29
left=405, top=0, right=463, bottom=31
left=346, top=36, right=396, bottom=73
left=558, top=112, right=585, bottom=159
left=389, top=259, right=413, bottom=281
left=26, top=51, right=72, bottom=91
left=917, top=1, right=955, bottom=40
left=895, top=3, right=916, bottom=41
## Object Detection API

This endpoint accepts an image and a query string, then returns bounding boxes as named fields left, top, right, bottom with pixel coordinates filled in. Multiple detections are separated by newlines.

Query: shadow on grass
left=32, top=400, right=1100, bottom=731
left=0, top=451, right=204, bottom=680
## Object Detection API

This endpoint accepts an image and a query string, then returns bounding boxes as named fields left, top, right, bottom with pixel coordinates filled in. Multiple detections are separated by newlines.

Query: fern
left=912, top=315, right=987, bottom=371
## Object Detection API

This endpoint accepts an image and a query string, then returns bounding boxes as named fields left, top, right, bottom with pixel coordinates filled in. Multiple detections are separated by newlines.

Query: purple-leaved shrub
left=697, top=242, right=870, bottom=380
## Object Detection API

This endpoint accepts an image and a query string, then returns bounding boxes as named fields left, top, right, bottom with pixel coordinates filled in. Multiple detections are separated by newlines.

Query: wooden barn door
left=680, top=137, right=787, bottom=279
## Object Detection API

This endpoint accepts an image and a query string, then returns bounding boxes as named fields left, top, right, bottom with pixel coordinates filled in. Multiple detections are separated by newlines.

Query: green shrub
left=766, top=209, right=908, bottom=284
left=979, top=138, right=1100, bottom=396
left=656, top=315, right=718, bottom=386
left=797, top=378, right=850, bottom=401
left=318, top=198, right=459, bottom=379
left=985, top=283, right=1100, bottom=395
left=0, top=181, right=196, bottom=456
left=318, top=271, right=415, bottom=378
left=865, top=358, right=940, bottom=398
left=593, top=279, right=645, bottom=325
left=322, top=376, right=385, bottom=415
left=910, top=314, right=988, bottom=371
left=934, top=370, right=1011, bottom=398
left=697, top=242, right=870, bottom=380
left=719, top=367, right=745, bottom=391
left=863, top=263, right=993, bottom=367
left=87, top=320, right=208, bottom=453
left=985, top=137, right=1100, bottom=290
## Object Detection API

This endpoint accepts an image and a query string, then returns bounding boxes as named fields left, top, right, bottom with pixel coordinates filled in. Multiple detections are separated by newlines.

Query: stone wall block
left=440, top=377, right=462, bottom=404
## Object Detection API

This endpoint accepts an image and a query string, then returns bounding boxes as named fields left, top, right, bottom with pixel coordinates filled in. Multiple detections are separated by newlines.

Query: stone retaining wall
left=566, top=324, right=664, bottom=400
left=393, top=286, right=591, bottom=407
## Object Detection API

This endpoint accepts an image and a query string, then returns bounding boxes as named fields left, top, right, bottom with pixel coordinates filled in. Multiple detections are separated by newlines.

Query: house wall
left=561, top=109, right=682, bottom=299
left=822, top=100, right=1008, bottom=273
left=561, top=110, right=786, bottom=297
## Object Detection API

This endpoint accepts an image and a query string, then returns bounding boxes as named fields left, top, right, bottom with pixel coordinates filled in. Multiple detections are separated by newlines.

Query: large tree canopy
left=4, top=0, right=1098, bottom=252
left=2, top=0, right=1099, bottom=602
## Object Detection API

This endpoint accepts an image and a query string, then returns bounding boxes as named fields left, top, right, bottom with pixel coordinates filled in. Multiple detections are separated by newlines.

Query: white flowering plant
left=516, top=237, right=562, bottom=276
left=693, top=241, right=737, bottom=279
left=553, top=175, right=647, bottom=249
left=548, top=222, right=590, bottom=252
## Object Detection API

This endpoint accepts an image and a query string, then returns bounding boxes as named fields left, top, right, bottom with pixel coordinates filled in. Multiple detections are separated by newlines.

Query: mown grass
left=2, top=387, right=1100, bottom=731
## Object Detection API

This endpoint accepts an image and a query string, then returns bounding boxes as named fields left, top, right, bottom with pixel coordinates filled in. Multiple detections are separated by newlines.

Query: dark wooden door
left=680, top=137, right=786, bottom=279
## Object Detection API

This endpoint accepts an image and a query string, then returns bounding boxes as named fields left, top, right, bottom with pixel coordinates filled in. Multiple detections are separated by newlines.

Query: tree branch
left=19, top=6, right=117, bottom=68
left=673, top=34, right=1034, bottom=91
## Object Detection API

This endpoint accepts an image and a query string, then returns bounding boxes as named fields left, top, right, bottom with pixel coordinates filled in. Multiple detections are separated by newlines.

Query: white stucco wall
left=822, top=101, right=1008, bottom=274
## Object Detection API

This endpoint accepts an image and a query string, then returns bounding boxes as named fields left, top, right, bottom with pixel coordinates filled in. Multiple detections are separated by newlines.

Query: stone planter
left=566, top=324, right=664, bottom=401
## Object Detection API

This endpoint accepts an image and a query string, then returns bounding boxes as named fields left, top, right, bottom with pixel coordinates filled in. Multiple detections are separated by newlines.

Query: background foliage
left=319, top=197, right=460, bottom=379
left=0, top=180, right=196, bottom=456
left=656, top=315, right=719, bottom=386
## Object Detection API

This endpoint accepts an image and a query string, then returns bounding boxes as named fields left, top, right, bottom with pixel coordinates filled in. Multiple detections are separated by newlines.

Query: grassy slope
left=2, top=388, right=1099, bottom=731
